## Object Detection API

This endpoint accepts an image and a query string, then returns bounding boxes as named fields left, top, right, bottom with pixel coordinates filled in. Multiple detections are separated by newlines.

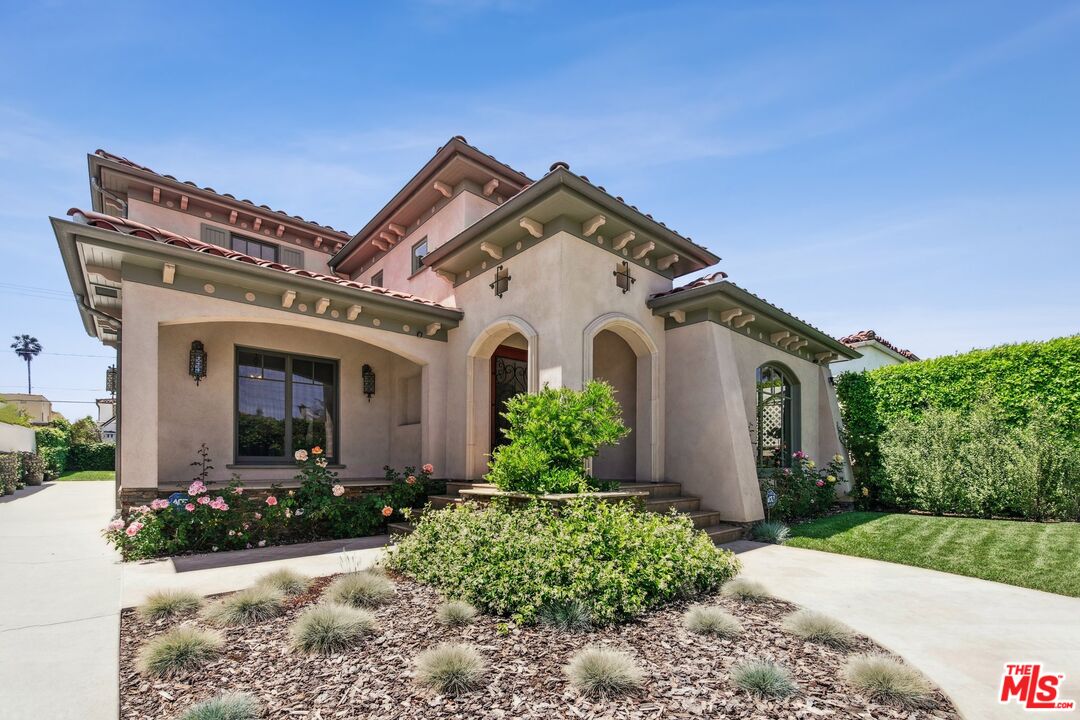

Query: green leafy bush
left=66, top=442, right=115, bottom=471
left=837, top=335, right=1080, bottom=514
left=0, top=452, right=20, bottom=495
left=486, top=381, right=629, bottom=494
left=35, top=425, right=69, bottom=477
left=387, top=498, right=740, bottom=625
left=880, top=403, right=1079, bottom=520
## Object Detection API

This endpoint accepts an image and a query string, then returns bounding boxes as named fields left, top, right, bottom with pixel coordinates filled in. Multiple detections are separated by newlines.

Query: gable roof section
left=65, top=209, right=456, bottom=312
left=90, top=150, right=352, bottom=245
left=647, top=274, right=859, bottom=361
left=330, top=137, right=532, bottom=274
left=839, top=329, right=919, bottom=361
left=422, top=163, right=720, bottom=279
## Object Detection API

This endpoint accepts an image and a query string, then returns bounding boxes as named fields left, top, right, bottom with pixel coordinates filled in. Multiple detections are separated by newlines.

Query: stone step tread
left=644, top=495, right=701, bottom=506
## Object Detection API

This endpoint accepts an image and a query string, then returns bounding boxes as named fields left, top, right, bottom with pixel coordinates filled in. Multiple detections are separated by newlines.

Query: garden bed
left=119, top=573, right=959, bottom=719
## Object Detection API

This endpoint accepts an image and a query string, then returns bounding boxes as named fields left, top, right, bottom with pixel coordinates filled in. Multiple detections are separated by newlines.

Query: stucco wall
left=357, top=191, right=496, bottom=301
left=0, top=423, right=35, bottom=453
left=832, top=342, right=906, bottom=374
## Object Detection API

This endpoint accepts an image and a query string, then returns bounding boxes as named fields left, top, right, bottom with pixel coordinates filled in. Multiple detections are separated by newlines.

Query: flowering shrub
left=759, top=452, right=842, bottom=521
left=387, top=498, right=740, bottom=625
left=102, top=444, right=441, bottom=560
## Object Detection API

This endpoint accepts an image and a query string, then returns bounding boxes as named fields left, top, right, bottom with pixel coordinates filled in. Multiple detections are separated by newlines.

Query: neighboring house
left=834, top=330, right=919, bottom=373
left=52, top=138, right=858, bottom=523
left=96, top=398, right=116, bottom=443
left=0, top=394, right=62, bottom=425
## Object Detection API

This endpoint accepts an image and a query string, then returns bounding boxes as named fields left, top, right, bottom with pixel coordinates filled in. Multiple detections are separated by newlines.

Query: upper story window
left=411, top=237, right=429, bottom=275
left=231, top=234, right=278, bottom=262
left=371, top=270, right=384, bottom=288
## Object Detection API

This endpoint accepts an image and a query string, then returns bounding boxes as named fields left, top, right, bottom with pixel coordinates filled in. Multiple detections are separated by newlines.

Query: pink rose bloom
left=254, top=512, right=262, bottom=520
left=422, top=463, right=434, bottom=474
left=150, top=499, right=169, bottom=511
left=406, top=475, right=417, bottom=485
left=265, top=496, right=278, bottom=506
left=133, top=505, right=151, bottom=514
left=816, top=479, right=825, bottom=487
left=245, top=543, right=252, bottom=549
left=184, top=503, right=195, bottom=512
left=242, top=523, right=250, bottom=530
left=125, top=521, right=143, bottom=537
left=228, top=530, right=235, bottom=536
left=332, top=484, right=345, bottom=497
left=217, top=502, right=229, bottom=511
left=197, top=496, right=211, bottom=505
left=188, top=481, right=207, bottom=496
left=257, top=540, right=266, bottom=547
left=294, top=449, right=308, bottom=462
left=107, top=519, right=124, bottom=531
left=235, top=487, right=244, bottom=495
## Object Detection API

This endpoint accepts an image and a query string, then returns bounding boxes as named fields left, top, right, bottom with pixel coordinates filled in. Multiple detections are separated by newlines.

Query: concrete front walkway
left=0, top=481, right=121, bottom=720
left=725, top=541, right=1080, bottom=720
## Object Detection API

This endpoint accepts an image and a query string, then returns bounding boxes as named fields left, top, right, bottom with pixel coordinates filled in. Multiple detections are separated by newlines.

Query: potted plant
left=22, top=451, right=45, bottom=486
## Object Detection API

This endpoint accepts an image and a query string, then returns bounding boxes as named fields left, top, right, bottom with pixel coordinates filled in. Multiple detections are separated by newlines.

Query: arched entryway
left=584, top=313, right=662, bottom=482
left=465, top=317, right=539, bottom=478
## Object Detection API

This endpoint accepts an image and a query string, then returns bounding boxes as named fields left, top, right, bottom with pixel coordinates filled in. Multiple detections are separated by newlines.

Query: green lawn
left=787, top=512, right=1080, bottom=597
left=56, top=470, right=116, bottom=481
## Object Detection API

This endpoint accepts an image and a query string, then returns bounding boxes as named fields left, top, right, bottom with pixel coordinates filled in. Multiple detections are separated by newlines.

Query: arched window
left=756, top=364, right=798, bottom=469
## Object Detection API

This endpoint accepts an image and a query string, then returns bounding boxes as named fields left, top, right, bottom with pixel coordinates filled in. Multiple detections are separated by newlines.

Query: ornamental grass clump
left=325, top=571, right=396, bottom=608
left=683, top=605, right=743, bottom=638
left=436, top=600, right=478, bottom=627
left=256, top=567, right=311, bottom=597
left=202, top=586, right=285, bottom=626
left=843, top=654, right=935, bottom=708
left=538, top=599, right=592, bottom=631
left=290, top=603, right=377, bottom=655
left=136, top=626, right=223, bottom=678
left=137, top=589, right=203, bottom=621
left=414, top=642, right=486, bottom=696
left=722, top=577, right=772, bottom=602
left=751, top=520, right=791, bottom=544
left=730, top=657, right=798, bottom=698
left=178, top=692, right=261, bottom=720
left=565, top=646, right=644, bottom=697
left=387, top=498, right=739, bottom=625
left=782, top=609, right=856, bottom=649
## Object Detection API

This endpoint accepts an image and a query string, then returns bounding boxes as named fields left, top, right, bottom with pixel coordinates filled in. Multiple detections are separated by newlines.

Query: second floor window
left=232, top=234, right=278, bottom=262
left=411, top=237, right=428, bottom=274
left=371, top=270, right=384, bottom=287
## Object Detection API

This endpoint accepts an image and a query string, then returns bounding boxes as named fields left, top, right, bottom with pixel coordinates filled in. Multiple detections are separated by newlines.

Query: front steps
left=388, top=480, right=745, bottom=544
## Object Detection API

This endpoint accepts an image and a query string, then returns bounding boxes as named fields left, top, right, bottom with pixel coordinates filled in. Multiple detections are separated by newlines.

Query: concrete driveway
left=726, top=541, right=1080, bottom=720
left=0, top=481, right=119, bottom=720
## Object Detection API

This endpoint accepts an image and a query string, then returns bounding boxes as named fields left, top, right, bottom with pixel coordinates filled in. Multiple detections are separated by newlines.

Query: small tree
left=70, top=416, right=103, bottom=444
left=11, top=335, right=42, bottom=394
left=486, top=380, right=629, bottom=494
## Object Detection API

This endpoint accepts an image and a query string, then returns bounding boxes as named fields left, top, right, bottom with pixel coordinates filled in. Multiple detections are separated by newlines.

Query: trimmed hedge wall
left=67, top=442, right=115, bottom=471
left=836, top=335, right=1080, bottom=519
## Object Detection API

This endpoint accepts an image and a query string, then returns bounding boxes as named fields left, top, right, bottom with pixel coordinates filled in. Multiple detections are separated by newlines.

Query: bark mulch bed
left=121, top=574, right=960, bottom=719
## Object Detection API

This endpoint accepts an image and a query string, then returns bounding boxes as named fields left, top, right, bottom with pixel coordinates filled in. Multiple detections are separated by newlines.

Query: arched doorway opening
left=591, top=330, right=637, bottom=480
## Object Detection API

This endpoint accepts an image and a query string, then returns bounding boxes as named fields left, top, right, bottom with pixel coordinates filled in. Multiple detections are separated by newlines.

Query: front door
left=490, top=345, right=528, bottom=454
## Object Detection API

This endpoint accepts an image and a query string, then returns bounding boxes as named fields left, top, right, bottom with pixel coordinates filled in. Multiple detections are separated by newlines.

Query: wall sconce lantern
left=105, top=365, right=117, bottom=396
left=188, top=341, right=208, bottom=385
left=614, top=261, right=635, bottom=293
left=489, top=265, right=510, bottom=298
left=362, top=364, right=376, bottom=401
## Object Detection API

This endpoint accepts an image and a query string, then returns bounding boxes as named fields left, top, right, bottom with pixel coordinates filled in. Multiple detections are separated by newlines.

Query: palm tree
left=11, top=335, right=43, bottom=394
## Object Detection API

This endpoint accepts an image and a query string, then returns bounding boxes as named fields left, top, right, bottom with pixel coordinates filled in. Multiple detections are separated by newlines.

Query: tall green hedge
left=66, top=442, right=115, bottom=471
left=836, top=335, right=1080, bottom=517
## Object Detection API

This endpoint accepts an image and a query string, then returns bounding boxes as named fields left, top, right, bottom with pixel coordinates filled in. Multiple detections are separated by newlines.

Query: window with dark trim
left=755, top=364, right=799, bottom=469
left=411, top=237, right=429, bottom=274
left=371, top=270, right=384, bottom=287
left=231, top=234, right=279, bottom=262
left=236, top=348, right=338, bottom=463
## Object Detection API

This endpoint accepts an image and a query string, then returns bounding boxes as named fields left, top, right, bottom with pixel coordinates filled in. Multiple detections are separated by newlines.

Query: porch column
left=421, top=361, right=448, bottom=477
left=119, top=280, right=159, bottom=504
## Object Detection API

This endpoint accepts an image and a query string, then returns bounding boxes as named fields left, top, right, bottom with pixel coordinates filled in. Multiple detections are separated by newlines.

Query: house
left=52, top=137, right=858, bottom=525
left=834, top=330, right=919, bottom=373
left=0, top=394, right=62, bottom=426
left=96, top=398, right=116, bottom=443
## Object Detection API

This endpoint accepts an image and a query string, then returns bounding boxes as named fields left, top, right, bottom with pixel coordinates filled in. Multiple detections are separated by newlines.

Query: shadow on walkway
left=0, top=484, right=53, bottom=505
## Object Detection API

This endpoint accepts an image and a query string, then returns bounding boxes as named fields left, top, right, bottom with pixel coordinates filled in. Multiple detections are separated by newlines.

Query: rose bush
left=103, top=444, right=442, bottom=560
left=759, top=451, right=843, bottom=521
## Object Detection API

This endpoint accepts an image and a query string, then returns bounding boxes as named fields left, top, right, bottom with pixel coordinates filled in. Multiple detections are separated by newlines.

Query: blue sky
left=1, top=0, right=1078, bottom=420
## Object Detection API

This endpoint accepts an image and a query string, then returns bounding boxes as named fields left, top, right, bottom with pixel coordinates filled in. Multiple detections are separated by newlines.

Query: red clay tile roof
left=838, top=330, right=918, bottom=360
left=67, top=209, right=457, bottom=312
left=93, top=150, right=352, bottom=238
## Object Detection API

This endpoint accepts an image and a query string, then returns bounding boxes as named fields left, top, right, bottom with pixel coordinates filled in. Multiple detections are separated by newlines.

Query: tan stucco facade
left=56, top=138, right=859, bottom=522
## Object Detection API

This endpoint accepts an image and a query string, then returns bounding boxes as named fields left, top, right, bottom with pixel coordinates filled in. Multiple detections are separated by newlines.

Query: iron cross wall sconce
left=490, top=265, right=511, bottom=298
left=362, top=364, right=376, bottom=401
left=614, top=261, right=635, bottom=293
